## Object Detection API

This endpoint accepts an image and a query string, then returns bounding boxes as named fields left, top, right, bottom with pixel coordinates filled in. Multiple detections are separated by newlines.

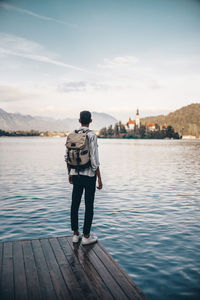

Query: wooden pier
left=0, top=235, right=146, bottom=299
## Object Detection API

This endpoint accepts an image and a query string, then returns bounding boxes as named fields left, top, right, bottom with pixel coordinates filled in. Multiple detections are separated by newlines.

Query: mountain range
left=140, top=103, right=200, bottom=137
left=1, top=103, right=200, bottom=136
left=0, top=108, right=117, bottom=131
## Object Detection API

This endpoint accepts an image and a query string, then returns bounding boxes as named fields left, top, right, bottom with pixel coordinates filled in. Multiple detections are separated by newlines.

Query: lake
left=0, top=137, right=200, bottom=299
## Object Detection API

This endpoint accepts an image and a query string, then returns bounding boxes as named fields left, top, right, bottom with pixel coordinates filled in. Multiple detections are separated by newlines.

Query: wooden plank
left=80, top=241, right=129, bottom=300
left=13, top=240, right=28, bottom=300
left=0, top=235, right=146, bottom=300
left=49, top=237, right=85, bottom=300
left=98, top=243, right=147, bottom=299
left=67, top=237, right=113, bottom=300
left=93, top=242, right=146, bottom=300
left=0, top=241, right=14, bottom=300
left=22, top=240, right=42, bottom=300
left=31, top=239, right=57, bottom=300
left=98, top=242, right=144, bottom=292
left=40, top=238, right=71, bottom=300
left=58, top=236, right=97, bottom=300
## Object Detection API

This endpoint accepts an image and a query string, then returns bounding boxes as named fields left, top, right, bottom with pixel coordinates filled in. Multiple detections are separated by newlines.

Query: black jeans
left=71, top=175, right=96, bottom=235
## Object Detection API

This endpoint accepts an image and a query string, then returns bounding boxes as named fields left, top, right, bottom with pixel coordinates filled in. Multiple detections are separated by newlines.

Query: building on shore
left=182, top=135, right=197, bottom=139
left=160, top=125, right=168, bottom=130
left=125, top=109, right=140, bottom=131
left=40, top=131, right=68, bottom=137
left=124, top=111, right=169, bottom=132
left=125, top=118, right=135, bottom=131
left=146, top=122, right=156, bottom=131
left=135, top=109, right=140, bottom=128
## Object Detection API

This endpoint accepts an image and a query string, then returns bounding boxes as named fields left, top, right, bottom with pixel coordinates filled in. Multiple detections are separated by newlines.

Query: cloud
left=0, top=33, right=87, bottom=72
left=97, top=55, right=163, bottom=90
left=58, top=80, right=129, bottom=93
left=0, top=2, right=76, bottom=27
left=0, top=85, right=33, bottom=102
left=58, top=81, right=87, bottom=92
left=90, top=82, right=111, bottom=91
left=98, top=56, right=139, bottom=69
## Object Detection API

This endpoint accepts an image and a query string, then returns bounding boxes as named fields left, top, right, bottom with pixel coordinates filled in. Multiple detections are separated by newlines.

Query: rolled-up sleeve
left=64, top=148, right=68, bottom=167
left=89, top=134, right=100, bottom=171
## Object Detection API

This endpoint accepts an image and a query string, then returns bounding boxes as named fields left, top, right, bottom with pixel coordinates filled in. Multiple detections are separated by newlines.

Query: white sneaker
left=82, top=234, right=98, bottom=245
left=72, top=233, right=81, bottom=243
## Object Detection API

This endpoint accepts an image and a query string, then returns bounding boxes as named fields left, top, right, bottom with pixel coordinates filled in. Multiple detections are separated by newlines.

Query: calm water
left=0, top=137, right=200, bottom=299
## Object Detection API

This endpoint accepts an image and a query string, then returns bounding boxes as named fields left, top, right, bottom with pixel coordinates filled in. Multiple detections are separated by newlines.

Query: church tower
left=135, top=109, right=140, bottom=128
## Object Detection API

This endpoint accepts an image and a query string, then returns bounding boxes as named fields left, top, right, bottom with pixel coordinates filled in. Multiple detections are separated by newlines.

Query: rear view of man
left=65, top=111, right=102, bottom=245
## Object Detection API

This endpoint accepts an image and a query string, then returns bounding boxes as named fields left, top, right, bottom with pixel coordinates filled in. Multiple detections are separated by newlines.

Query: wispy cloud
left=0, top=33, right=87, bottom=72
left=98, top=56, right=139, bottom=69
left=0, top=2, right=76, bottom=27
left=58, top=80, right=128, bottom=93
left=58, top=81, right=87, bottom=92
left=97, top=55, right=162, bottom=90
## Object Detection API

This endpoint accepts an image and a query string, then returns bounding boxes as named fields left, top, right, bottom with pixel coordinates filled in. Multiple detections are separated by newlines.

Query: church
left=125, top=109, right=140, bottom=131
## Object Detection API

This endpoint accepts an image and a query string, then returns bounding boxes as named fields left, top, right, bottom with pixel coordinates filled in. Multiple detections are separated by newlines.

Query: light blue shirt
left=65, top=126, right=100, bottom=177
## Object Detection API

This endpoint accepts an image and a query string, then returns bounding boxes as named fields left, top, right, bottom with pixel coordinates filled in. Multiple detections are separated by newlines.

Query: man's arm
left=67, top=163, right=73, bottom=184
left=96, top=166, right=102, bottom=190
left=64, top=150, right=73, bottom=184
left=67, top=162, right=71, bottom=175
left=89, top=134, right=102, bottom=189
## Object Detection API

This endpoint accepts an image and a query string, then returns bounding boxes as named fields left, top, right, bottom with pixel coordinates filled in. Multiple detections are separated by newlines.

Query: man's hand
left=96, top=167, right=102, bottom=190
left=69, top=175, right=73, bottom=184
left=97, top=178, right=103, bottom=190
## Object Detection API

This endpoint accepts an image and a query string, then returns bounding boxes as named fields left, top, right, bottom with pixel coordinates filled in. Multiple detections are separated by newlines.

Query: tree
left=107, top=125, right=114, bottom=136
left=165, top=126, right=179, bottom=139
left=139, top=125, right=146, bottom=138
left=114, top=123, right=119, bottom=136
left=99, top=127, right=107, bottom=137
left=166, top=126, right=174, bottom=138
left=118, top=121, right=126, bottom=133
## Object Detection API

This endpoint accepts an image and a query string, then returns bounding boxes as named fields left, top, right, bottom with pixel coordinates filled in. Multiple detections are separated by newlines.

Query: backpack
left=65, top=129, right=91, bottom=172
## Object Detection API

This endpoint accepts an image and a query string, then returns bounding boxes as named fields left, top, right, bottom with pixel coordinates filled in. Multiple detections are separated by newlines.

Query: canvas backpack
left=65, top=129, right=91, bottom=172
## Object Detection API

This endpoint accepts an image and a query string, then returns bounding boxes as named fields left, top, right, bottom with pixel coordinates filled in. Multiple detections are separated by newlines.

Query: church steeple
left=135, top=108, right=140, bottom=128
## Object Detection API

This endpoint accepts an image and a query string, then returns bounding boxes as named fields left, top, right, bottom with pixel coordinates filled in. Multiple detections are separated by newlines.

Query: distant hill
left=0, top=108, right=117, bottom=131
left=141, top=103, right=200, bottom=137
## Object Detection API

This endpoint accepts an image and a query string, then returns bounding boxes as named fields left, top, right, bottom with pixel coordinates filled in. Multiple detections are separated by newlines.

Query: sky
left=0, top=0, right=200, bottom=121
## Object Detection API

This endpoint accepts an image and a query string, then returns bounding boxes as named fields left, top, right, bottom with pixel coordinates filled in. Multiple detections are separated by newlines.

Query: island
left=98, top=109, right=180, bottom=139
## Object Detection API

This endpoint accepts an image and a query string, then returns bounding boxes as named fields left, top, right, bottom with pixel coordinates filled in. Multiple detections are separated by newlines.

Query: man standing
left=65, top=111, right=102, bottom=245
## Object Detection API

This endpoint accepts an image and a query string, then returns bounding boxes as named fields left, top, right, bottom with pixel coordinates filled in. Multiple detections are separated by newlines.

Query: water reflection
left=0, top=137, right=200, bottom=299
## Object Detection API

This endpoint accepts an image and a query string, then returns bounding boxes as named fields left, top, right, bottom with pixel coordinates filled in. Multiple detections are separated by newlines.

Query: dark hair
left=80, top=110, right=92, bottom=124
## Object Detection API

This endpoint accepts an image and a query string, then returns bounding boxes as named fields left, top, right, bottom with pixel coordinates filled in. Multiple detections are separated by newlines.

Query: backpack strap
left=84, top=129, right=91, bottom=134
left=75, top=128, right=91, bottom=134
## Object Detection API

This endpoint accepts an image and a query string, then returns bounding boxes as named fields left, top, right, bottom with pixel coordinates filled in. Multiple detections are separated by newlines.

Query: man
left=66, top=110, right=102, bottom=245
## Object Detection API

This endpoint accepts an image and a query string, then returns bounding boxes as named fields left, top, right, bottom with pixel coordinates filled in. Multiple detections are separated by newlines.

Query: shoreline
left=1, top=135, right=200, bottom=140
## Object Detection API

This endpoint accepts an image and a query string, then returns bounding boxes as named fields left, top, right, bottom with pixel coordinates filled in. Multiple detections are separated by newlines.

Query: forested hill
left=141, top=103, right=200, bottom=137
